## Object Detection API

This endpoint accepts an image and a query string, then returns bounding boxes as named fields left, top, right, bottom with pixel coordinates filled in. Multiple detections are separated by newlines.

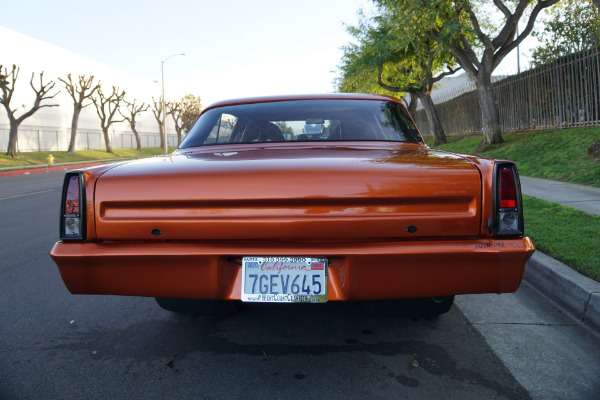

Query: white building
left=0, top=26, right=178, bottom=152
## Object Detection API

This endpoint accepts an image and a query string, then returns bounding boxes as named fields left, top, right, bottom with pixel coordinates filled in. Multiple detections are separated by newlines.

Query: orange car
left=50, top=94, right=534, bottom=316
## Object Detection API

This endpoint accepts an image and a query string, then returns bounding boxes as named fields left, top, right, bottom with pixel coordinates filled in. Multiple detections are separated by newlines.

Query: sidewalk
left=520, top=176, right=600, bottom=215
left=520, top=176, right=600, bottom=334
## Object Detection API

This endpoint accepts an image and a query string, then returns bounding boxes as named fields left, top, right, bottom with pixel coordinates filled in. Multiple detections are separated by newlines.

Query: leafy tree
left=180, top=94, right=202, bottom=133
left=531, top=0, right=600, bottom=66
left=92, top=85, right=125, bottom=154
left=374, top=0, right=559, bottom=146
left=120, top=99, right=149, bottom=151
left=58, top=74, right=99, bottom=153
left=338, top=11, right=459, bottom=145
left=0, top=64, right=59, bottom=157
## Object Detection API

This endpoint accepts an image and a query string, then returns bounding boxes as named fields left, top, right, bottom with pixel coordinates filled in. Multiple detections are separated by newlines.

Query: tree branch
left=0, top=65, right=19, bottom=108
left=425, top=65, right=462, bottom=86
left=463, top=4, right=494, bottom=51
left=121, top=99, right=149, bottom=124
left=58, top=74, right=76, bottom=99
left=151, top=96, right=164, bottom=123
left=427, top=31, right=478, bottom=76
left=13, top=72, right=59, bottom=123
left=491, top=0, right=529, bottom=49
left=31, top=72, right=59, bottom=103
left=493, top=0, right=512, bottom=19
left=376, top=63, right=405, bottom=92
left=377, top=63, right=425, bottom=94
left=492, top=0, right=560, bottom=69
left=93, top=86, right=126, bottom=128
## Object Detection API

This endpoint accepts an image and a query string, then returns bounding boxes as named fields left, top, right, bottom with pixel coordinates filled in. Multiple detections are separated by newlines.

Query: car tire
left=417, top=295, right=454, bottom=317
left=155, top=297, right=240, bottom=316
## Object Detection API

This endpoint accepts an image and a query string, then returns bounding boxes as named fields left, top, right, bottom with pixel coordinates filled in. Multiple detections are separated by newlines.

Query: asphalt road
left=1, top=171, right=599, bottom=400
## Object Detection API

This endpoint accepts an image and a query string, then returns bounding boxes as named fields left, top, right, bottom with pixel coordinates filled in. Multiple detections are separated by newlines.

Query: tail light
left=492, top=162, right=524, bottom=236
left=60, top=172, right=86, bottom=240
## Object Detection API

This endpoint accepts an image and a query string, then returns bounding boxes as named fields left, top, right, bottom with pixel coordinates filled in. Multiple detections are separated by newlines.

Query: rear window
left=179, top=99, right=422, bottom=149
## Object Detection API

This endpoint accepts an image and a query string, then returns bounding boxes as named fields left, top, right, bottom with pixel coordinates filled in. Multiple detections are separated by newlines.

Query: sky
left=1, top=0, right=542, bottom=110
left=1, top=0, right=374, bottom=107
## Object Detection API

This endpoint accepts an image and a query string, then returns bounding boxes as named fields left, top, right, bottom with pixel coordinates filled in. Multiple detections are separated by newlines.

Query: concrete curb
left=524, top=251, right=600, bottom=334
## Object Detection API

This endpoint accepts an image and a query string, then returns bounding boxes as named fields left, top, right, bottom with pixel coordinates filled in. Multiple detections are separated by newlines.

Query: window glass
left=204, top=114, right=236, bottom=144
left=179, top=99, right=422, bottom=149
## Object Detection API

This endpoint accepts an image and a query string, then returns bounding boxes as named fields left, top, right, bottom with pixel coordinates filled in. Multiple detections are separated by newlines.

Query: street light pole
left=161, top=53, right=185, bottom=155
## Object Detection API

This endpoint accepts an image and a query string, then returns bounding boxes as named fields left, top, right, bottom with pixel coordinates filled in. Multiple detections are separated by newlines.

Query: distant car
left=303, top=121, right=325, bottom=137
left=50, top=93, right=534, bottom=316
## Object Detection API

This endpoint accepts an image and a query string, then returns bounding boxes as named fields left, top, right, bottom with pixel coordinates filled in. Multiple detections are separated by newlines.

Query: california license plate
left=241, top=257, right=328, bottom=303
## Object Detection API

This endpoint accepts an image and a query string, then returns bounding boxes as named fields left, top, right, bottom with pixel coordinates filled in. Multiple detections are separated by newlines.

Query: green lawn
left=0, top=147, right=176, bottom=169
left=425, top=127, right=600, bottom=187
left=523, top=195, right=600, bottom=281
left=426, top=128, right=600, bottom=281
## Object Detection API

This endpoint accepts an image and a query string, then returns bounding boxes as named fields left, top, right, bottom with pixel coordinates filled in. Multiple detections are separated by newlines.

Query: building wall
left=0, top=26, right=179, bottom=152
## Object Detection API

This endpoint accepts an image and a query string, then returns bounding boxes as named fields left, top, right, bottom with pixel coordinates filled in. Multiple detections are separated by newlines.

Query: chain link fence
left=0, top=126, right=178, bottom=152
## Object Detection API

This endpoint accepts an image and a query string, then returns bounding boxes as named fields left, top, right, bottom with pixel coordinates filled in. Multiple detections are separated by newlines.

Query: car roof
left=204, top=93, right=402, bottom=112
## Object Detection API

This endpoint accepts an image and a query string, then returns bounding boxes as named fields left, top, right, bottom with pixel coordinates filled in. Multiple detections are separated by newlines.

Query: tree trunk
left=68, top=106, right=82, bottom=153
left=102, top=127, right=114, bottom=153
left=417, top=92, right=447, bottom=146
left=131, top=123, right=142, bottom=151
left=476, top=73, right=503, bottom=145
left=407, top=93, right=418, bottom=117
left=5, top=122, right=19, bottom=157
left=158, top=123, right=165, bottom=150
left=176, top=129, right=182, bottom=147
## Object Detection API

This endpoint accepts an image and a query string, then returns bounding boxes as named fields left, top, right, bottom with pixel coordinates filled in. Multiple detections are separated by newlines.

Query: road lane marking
left=0, top=189, right=55, bottom=201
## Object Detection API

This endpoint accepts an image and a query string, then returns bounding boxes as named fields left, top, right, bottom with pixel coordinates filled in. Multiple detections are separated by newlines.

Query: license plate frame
left=241, top=257, right=328, bottom=303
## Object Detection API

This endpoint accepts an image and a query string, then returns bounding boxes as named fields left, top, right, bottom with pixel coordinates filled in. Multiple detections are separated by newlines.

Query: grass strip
left=425, top=127, right=600, bottom=187
left=523, top=195, right=600, bottom=281
left=0, top=148, right=176, bottom=169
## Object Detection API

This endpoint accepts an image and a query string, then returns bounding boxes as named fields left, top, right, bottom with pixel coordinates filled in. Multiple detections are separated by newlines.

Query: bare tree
left=151, top=96, right=165, bottom=149
left=120, top=99, right=149, bottom=151
left=58, top=74, right=99, bottom=153
left=0, top=65, right=59, bottom=157
left=167, top=100, right=184, bottom=146
left=92, top=85, right=125, bottom=153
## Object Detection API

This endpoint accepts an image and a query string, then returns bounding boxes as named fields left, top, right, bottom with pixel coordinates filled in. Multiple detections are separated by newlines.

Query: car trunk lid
left=93, top=143, right=482, bottom=241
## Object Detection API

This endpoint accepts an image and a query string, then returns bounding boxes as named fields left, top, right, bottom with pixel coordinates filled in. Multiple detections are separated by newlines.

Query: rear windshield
left=179, top=99, right=422, bottom=149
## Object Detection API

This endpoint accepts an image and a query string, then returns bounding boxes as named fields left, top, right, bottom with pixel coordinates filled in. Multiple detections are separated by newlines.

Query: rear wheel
left=155, top=297, right=240, bottom=316
left=416, top=295, right=454, bottom=317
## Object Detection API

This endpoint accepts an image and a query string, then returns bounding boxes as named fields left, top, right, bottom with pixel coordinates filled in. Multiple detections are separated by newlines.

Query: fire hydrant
left=47, top=154, right=54, bottom=167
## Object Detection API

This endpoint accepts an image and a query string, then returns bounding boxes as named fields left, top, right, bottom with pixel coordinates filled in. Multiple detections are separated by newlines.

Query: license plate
left=241, top=257, right=328, bottom=303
